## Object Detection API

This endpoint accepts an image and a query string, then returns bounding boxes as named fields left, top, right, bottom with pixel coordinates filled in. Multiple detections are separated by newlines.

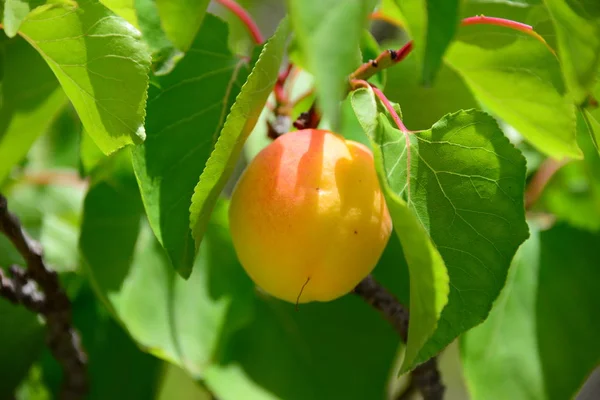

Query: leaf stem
left=216, top=0, right=264, bottom=45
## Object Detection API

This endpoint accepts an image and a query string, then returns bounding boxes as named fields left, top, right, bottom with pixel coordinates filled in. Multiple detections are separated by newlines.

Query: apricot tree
left=0, top=0, right=599, bottom=399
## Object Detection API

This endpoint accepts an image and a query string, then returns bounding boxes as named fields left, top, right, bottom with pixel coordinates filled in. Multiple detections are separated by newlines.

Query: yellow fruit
left=229, top=129, right=392, bottom=303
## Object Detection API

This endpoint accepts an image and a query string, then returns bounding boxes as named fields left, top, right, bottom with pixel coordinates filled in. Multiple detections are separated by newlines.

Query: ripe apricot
left=229, top=129, right=392, bottom=303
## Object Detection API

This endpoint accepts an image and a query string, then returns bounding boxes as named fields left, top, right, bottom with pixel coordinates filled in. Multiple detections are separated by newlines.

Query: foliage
left=1, top=0, right=599, bottom=399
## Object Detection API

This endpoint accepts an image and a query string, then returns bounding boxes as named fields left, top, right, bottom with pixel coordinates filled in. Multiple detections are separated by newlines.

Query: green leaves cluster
left=1, top=0, right=600, bottom=399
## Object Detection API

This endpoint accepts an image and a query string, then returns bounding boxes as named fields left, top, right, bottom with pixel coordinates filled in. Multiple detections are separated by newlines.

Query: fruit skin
left=229, top=129, right=392, bottom=303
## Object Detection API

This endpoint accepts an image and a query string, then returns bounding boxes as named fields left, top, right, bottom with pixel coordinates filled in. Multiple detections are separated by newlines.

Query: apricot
left=229, top=129, right=392, bottom=303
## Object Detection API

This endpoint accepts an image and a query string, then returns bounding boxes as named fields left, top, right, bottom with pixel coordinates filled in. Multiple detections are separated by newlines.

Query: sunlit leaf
left=354, top=86, right=528, bottom=371
left=189, top=18, right=289, bottom=252
left=544, top=0, right=600, bottom=105
left=132, top=15, right=249, bottom=276
left=155, top=0, right=210, bottom=51
left=445, top=27, right=582, bottom=159
left=99, top=0, right=138, bottom=28
left=19, top=0, right=151, bottom=154
left=351, top=88, right=449, bottom=372
left=0, top=36, right=67, bottom=183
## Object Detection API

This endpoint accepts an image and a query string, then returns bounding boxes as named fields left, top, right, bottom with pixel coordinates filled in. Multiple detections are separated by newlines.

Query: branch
left=0, top=193, right=88, bottom=400
left=353, top=275, right=445, bottom=400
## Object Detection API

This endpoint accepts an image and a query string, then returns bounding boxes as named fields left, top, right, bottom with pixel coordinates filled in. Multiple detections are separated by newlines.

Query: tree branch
left=0, top=193, right=88, bottom=400
left=354, top=275, right=445, bottom=400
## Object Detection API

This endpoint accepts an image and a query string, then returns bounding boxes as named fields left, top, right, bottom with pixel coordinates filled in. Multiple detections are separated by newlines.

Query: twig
left=0, top=193, right=87, bottom=400
left=216, top=0, right=264, bottom=45
left=350, top=42, right=413, bottom=82
left=353, top=275, right=445, bottom=400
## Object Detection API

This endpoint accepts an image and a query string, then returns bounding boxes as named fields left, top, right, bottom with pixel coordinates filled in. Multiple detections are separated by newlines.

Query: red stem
left=393, top=41, right=413, bottom=65
left=461, top=15, right=551, bottom=49
left=461, top=15, right=533, bottom=31
left=353, top=80, right=410, bottom=133
left=373, top=85, right=409, bottom=132
left=216, top=0, right=264, bottom=45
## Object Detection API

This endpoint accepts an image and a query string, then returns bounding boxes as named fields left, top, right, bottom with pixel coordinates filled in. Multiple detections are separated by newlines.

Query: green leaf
left=539, top=111, right=600, bottom=231
left=19, top=0, right=151, bottom=154
left=0, top=298, right=44, bottom=395
left=384, top=50, right=478, bottom=130
left=132, top=14, right=249, bottom=276
left=134, top=0, right=174, bottom=63
left=2, top=0, right=75, bottom=37
left=467, top=0, right=541, bottom=5
left=583, top=69, right=600, bottom=153
left=81, top=160, right=255, bottom=376
left=189, top=18, right=289, bottom=252
left=394, top=0, right=461, bottom=84
left=461, top=223, right=600, bottom=400
left=355, top=87, right=529, bottom=370
left=205, top=291, right=401, bottom=400
left=80, top=129, right=107, bottom=174
left=0, top=36, right=67, bottom=183
left=444, top=28, right=582, bottom=159
left=99, top=0, right=139, bottom=28
left=27, top=104, right=82, bottom=170
left=155, top=0, right=210, bottom=51
left=2, top=0, right=39, bottom=37
left=40, top=286, right=163, bottom=399
left=544, top=0, right=600, bottom=105
left=157, top=365, right=213, bottom=400
left=288, top=0, right=373, bottom=129
left=80, top=157, right=143, bottom=301
left=0, top=182, right=85, bottom=273
left=404, top=109, right=528, bottom=368
left=351, top=88, right=449, bottom=372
